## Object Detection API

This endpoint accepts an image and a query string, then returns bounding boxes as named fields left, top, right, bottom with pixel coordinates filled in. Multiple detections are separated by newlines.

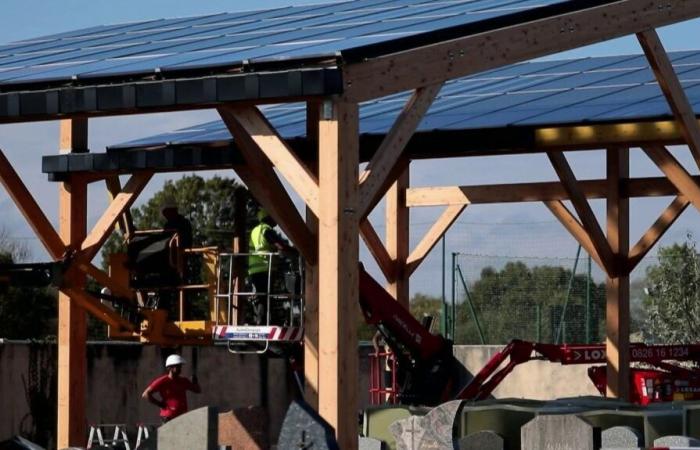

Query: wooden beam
left=637, top=29, right=700, bottom=168
left=61, top=286, right=135, bottom=331
left=0, top=149, right=66, bottom=260
left=359, top=218, right=394, bottom=282
left=343, top=0, right=700, bottom=101
left=76, top=262, right=134, bottom=301
left=544, top=200, right=605, bottom=271
left=219, top=111, right=317, bottom=264
left=406, top=204, right=466, bottom=277
left=59, top=118, right=88, bottom=153
left=218, top=106, right=320, bottom=215
left=358, top=84, right=441, bottom=217
left=318, top=99, right=359, bottom=450
left=606, top=147, right=631, bottom=400
left=57, top=118, right=88, bottom=449
left=105, top=176, right=134, bottom=237
left=628, top=195, right=689, bottom=271
left=385, top=168, right=410, bottom=306
left=643, top=145, right=700, bottom=213
left=548, top=152, right=616, bottom=275
left=76, top=172, right=152, bottom=263
left=406, top=176, right=700, bottom=206
left=304, top=100, right=320, bottom=409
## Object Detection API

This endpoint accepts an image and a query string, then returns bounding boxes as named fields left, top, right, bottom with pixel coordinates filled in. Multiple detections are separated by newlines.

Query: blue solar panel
left=109, top=49, right=700, bottom=151
left=0, top=0, right=614, bottom=88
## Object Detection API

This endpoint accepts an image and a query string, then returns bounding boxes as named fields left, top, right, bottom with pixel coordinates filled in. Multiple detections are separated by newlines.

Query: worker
left=247, top=209, right=296, bottom=324
left=160, top=196, right=193, bottom=249
left=142, top=354, right=201, bottom=423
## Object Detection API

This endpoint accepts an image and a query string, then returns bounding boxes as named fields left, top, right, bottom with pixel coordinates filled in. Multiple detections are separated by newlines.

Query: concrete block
left=390, top=400, right=462, bottom=450
left=158, top=406, right=218, bottom=450
left=457, top=430, right=504, bottom=449
left=277, top=400, right=338, bottom=450
left=602, top=426, right=643, bottom=448
left=358, top=436, right=383, bottom=449
left=654, top=434, right=700, bottom=447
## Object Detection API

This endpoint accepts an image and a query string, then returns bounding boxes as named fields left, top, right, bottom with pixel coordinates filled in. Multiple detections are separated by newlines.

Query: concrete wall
left=0, top=341, right=600, bottom=447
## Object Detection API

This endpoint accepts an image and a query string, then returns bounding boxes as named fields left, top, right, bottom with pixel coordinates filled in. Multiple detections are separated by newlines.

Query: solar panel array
left=0, top=0, right=608, bottom=87
left=111, top=50, right=700, bottom=150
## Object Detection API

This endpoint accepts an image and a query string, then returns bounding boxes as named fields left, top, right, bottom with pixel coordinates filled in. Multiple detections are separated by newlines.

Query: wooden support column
left=304, top=101, right=320, bottom=409
left=318, top=99, right=359, bottom=449
left=57, top=118, right=88, bottom=449
left=606, top=147, right=631, bottom=400
left=386, top=167, right=409, bottom=307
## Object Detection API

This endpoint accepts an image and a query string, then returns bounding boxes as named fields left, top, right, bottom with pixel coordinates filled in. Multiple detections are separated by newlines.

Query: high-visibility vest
left=248, top=223, right=274, bottom=275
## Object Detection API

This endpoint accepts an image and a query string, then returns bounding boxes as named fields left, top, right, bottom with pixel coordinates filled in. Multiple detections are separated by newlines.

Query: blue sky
left=0, top=1, right=700, bottom=296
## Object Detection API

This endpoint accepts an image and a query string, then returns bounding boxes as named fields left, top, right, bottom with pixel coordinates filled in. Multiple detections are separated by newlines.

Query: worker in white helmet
left=141, top=354, right=201, bottom=422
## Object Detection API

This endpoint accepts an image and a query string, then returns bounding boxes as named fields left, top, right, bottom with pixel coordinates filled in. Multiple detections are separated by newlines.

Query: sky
left=1, top=1, right=700, bottom=297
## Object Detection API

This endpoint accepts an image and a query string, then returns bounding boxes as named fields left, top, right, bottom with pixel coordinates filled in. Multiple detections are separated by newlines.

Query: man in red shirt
left=142, top=354, right=201, bottom=422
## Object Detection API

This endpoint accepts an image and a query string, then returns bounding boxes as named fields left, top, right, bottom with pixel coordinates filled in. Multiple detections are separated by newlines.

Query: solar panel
left=109, top=49, right=700, bottom=151
left=0, top=0, right=616, bottom=89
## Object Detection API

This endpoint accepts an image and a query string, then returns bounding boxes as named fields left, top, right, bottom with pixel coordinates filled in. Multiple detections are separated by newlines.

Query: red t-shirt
left=147, top=374, right=198, bottom=419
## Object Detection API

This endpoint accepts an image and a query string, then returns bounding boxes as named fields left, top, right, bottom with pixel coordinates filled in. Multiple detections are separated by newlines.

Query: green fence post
left=456, top=263, right=485, bottom=344
left=585, top=253, right=592, bottom=343
left=555, top=245, right=581, bottom=344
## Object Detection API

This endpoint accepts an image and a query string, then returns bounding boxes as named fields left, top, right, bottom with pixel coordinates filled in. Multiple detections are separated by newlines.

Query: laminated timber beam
left=637, top=29, right=700, bottom=168
left=105, top=177, right=134, bottom=238
left=385, top=169, right=409, bottom=306
left=218, top=106, right=317, bottom=264
left=318, top=99, right=359, bottom=449
left=343, top=0, right=700, bottom=101
left=544, top=200, right=605, bottom=271
left=406, top=204, right=466, bottom=277
left=643, top=145, right=700, bottom=213
left=548, top=152, right=616, bottom=275
left=57, top=118, right=88, bottom=449
left=359, top=218, right=394, bottom=282
left=628, top=195, right=689, bottom=271
left=606, top=147, right=631, bottom=400
left=405, top=176, right=695, bottom=206
left=358, top=84, right=442, bottom=218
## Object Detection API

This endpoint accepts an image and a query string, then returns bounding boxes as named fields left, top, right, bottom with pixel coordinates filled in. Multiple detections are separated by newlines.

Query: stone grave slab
left=277, top=400, right=339, bottom=450
left=521, top=414, right=600, bottom=450
left=218, top=406, right=268, bottom=450
left=654, top=435, right=700, bottom=447
left=390, top=400, right=462, bottom=449
left=359, top=436, right=384, bottom=450
left=602, top=426, right=642, bottom=448
left=158, top=406, right=218, bottom=450
left=457, top=430, right=504, bottom=450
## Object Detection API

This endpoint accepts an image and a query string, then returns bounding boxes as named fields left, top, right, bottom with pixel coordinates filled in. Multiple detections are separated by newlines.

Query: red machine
left=457, top=339, right=700, bottom=405
left=360, top=266, right=700, bottom=406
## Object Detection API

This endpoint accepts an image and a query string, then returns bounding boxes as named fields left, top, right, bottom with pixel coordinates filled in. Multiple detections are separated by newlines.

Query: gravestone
left=521, top=415, right=600, bottom=450
left=457, top=430, right=504, bottom=450
left=218, top=406, right=268, bottom=450
left=158, top=406, right=218, bottom=450
left=390, top=400, right=463, bottom=449
left=654, top=435, right=700, bottom=447
left=602, top=426, right=642, bottom=448
left=277, top=400, right=339, bottom=450
left=359, top=436, right=384, bottom=450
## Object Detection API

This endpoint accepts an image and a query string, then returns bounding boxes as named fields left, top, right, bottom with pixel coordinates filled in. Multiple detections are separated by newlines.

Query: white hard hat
left=165, top=354, right=185, bottom=368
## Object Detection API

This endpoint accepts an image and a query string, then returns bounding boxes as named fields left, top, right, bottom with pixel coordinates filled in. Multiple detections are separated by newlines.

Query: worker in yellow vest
left=247, top=209, right=296, bottom=324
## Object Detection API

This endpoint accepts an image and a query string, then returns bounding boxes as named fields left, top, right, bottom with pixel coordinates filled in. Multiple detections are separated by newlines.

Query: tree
left=0, top=229, right=57, bottom=339
left=455, top=261, right=606, bottom=345
left=643, top=237, right=700, bottom=343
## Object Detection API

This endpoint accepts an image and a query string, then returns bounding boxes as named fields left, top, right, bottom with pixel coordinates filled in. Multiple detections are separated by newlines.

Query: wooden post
left=606, top=147, right=630, bottom=400
left=318, top=99, right=359, bottom=449
left=57, top=118, right=88, bottom=448
left=386, top=167, right=409, bottom=307
left=304, top=101, right=320, bottom=409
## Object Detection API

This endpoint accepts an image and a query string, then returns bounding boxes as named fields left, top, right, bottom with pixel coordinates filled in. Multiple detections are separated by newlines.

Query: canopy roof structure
left=2, top=1, right=700, bottom=449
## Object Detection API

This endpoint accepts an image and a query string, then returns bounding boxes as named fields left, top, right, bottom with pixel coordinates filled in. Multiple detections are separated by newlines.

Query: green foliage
left=643, top=237, right=700, bottom=343
left=454, top=261, right=606, bottom=344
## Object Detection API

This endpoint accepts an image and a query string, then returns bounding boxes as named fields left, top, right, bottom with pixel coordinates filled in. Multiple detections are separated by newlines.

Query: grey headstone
left=602, top=426, right=642, bottom=448
left=359, top=436, right=384, bottom=450
left=521, top=415, right=601, bottom=450
left=457, top=430, right=504, bottom=450
left=390, top=400, right=463, bottom=449
left=654, top=435, right=700, bottom=447
left=158, top=406, right=218, bottom=450
left=277, top=401, right=339, bottom=450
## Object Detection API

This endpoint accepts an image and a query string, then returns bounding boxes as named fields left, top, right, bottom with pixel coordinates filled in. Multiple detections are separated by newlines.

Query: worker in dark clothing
left=142, top=354, right=201, bottom=423
left=161, top=197, right=193, bottom=249
left=247, top=209, right=296, bottom=324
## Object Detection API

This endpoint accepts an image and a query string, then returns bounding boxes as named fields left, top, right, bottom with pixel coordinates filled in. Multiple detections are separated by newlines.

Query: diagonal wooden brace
left=643, top=145, right=700, bottom=213
left=60, top=286, right=135, bottom=332
left=359, top=218, right=393, bottom=282
left=0, top=148, right=66, bottom=260
left=406, top=204, right=466, bottom=276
